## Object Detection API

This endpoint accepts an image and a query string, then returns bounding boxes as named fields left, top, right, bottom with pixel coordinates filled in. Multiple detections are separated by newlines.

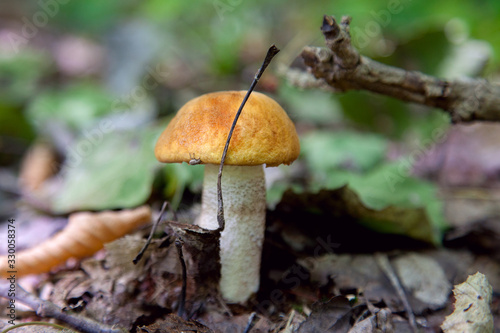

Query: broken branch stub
left=301, top=15, right=500, bottom=123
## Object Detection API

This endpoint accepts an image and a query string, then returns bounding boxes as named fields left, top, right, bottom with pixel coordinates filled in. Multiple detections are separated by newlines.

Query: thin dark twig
left=0, top=283, right=125, bottom=333
left=175, top=237, right=187, bottom=318
left=375, top=253, right=418, bottom=333
left=216, top=44, right=280, bottom=231
left=133, top=201, right=168, bottom=264
left=1, top=321, right=76, bottom=332
left=242, top=312, right=258, bottom=333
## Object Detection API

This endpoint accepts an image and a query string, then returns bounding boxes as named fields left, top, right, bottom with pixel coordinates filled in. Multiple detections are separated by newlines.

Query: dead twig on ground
left=133, top=201, right=168, bottom=264
left=175, top=237, right=187, bottom=318
left=299, top=15, right=500, bottom=123
left=375, top=253, right=418, bottom=333
left=242, top=312, right=258, bottom=333
left=0, top=283, right=125, bottom=333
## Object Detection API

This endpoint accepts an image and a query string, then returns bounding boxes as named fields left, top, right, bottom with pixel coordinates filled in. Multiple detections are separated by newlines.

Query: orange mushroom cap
left=154, top=91, right=300, bottom=167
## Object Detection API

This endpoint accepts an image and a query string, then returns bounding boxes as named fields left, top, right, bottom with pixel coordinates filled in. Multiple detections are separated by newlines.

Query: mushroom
left=154, top=91, right=300, bottom=303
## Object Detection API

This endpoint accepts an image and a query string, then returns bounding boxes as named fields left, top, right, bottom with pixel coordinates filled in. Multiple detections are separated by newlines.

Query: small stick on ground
left=0, top=283, right=125, bottom=333
left=282, top=310, right=296, bottom=333
left=1, top=321, right=77, bottom=332
left=133, top=201, right=168, bottom=264
left=171, top=207, right=178, bottom=222
left=215, top=294, right=233, bottom=317
left=242, top=312, right=258, bottom=333
left=216, top=45, right=280, bottom=231
left=375, top=253, right=418, bottom=333
left=175, top=237, right=187, bottom=318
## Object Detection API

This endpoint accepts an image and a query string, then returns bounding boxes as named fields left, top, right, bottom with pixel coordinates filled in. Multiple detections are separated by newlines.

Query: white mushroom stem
left=196, top=164, right=266, bottom=303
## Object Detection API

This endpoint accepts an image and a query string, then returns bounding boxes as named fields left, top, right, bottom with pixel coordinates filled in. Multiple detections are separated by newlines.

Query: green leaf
left=52, top=0, right=123, bottom=34
left=322, top=161, right=446, bottom=244
left=278, top=83, right=343, bottom=124
left=0, top=103, right=35, bottom=142
left=0, top=51, right=51, bottom=104
left=295, top=130, right=446, bottom=244
left=53, top=126, right=161, bottom=213
left=162, top=163, right=204, bottom=210
left=279, top=181, right=444, bottom=245
left=267, top=181, right=304, bottom=209
left=26, top=83, right=113, bottom=134
left=300, top=131, right=388, bottom=174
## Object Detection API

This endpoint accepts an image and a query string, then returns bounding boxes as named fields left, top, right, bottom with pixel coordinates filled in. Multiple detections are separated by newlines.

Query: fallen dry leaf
left=0, top=205, right=152, bottom=277
left=45, top=221, right=221, bottom=331
left=274, top=187, right=439, bottom=248
left=441, top=272, right=493, bottom=333
left=136, top=314, right=213, bottom=333
left=392, top=253, right=451, bottom=310
left=298, top=250, right=473, bottom=315
left=297, top=296, right=353, bottom=333
left=299, top=254, right=404, bottom=312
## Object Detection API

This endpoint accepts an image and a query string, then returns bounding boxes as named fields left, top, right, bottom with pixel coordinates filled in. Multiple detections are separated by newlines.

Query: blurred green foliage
left=53, top=126, right=161, bottom=213
left=0, top=50, right=51, bottom=162
left=161, top=163, right=204, bottom=210
left=0, top=51, right=51, bottom=104
left=27, top=83, right=113, bottom=134
left=278, top=83, right=343, bottom=125
left=301, top=131, right=388, bottom=173
left=298, top=131, right=446, bottom=243
left=48, top=0, right=127, bottom=34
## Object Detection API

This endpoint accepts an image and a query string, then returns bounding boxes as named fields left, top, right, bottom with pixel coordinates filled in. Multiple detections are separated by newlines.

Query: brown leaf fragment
left=275, top=187, right=437, bottom=250
left=441, top=272, right=493, bottom=333
left=0, top=205, right=152, bottom=277
left=165, top=222, right=221, bottom=299
left=136, top=314, right=213, bottom=333
left=44, top=220, right=222, bottom=331
left=297, top=296, right=353, bottom=333
left=48, top=270, right=91, bottom=309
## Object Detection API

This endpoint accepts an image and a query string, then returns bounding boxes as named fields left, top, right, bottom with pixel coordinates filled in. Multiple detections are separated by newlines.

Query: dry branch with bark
left=298, top=15, right=500, bottom=123
left=0, top=283, right=125, bottom=333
